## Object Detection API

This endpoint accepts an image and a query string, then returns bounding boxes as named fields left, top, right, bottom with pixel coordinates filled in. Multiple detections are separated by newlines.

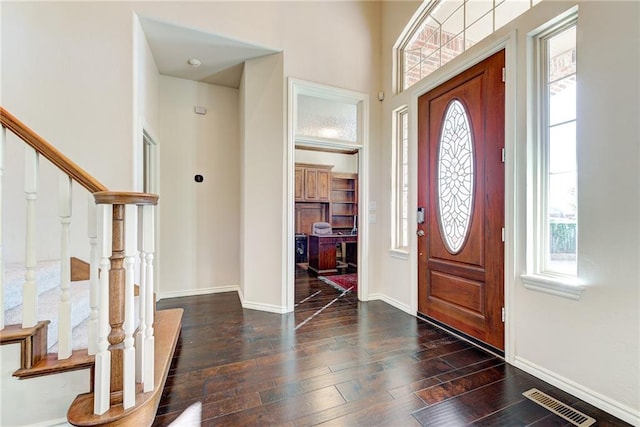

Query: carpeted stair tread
left=3, top=261, right=61, bottom=311
left=4, top=279, right=90, bottom=350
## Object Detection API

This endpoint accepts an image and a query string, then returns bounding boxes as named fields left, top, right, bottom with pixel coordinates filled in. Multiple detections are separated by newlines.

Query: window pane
left=395, top=109, right=409, bottom=249
left=407, top=17, right=439, bottom=51
left=545, top=21, right=577, bottom=276
left=466, top=11, right=493, bottom=48
left=441, top=4, right=464, bottom=39
left=402, top=190, right=409, bottom=246
left=549, top=121, right=576, bottom=175
left=405, top=64, right=421, bottom=89
left=549, top=75, right=576, bottom=126
left=548, top=26, right=576, bottom=82
left=441, top=33, right=465, bottom=67
left=405, top=49, right=422, bottom=73
left=465, top=0, right=493, bottom=27
left=296, top=95, right=358, bottom=142
left=421, top=51, right=441, bottom=79
left=495, top=0, right=530, bottom=31
left=432, top=0, right=464, bottom=25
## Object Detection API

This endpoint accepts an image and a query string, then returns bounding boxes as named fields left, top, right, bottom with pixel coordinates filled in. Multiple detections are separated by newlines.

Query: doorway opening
left=294, top=148, right=360, bottom=314
left=287, top=79, right=369, bottom=313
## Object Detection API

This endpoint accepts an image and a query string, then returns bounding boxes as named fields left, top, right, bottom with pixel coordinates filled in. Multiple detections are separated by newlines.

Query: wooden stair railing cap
left=93, top=191, right=159, bottom=206
left=0, top=107, right=107, bottom=193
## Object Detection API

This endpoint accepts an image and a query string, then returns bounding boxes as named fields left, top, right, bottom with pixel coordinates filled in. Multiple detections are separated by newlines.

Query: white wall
left=240, top=53, right=286, bottom=312
left=0, top=343, right=90, bottom=426
left=2, top=2, right=137, bottom=265
left=2, top=2, right=135, bottom=190
left=374, top=0, right=423, bottom=307
left=378, top=0, right=640, bottom=423
left=514, top=1, right=639, bottom=420
left=295, top=149, right=358, bottom=174
left=134, top=13, right=160, bottom=190
left=157, top=76, right=240, bottom=298
left=2, top=0, right=382, bottom=310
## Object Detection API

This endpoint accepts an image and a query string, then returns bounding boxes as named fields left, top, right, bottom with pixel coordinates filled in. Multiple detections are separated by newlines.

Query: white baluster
left=136, top=209, right=147, bottom=383
left=58, top=175, right=72, bottom=359
left=142, top=204, right=155, bottom=392
left=94, top=203, right=112, bottom=415
left=123, top=205, right=137, bottom=409
left=87, top=196, right=99, bottom=355
left=0, top=126, right=5, bottom=330
left=23, top=146, right=39, bottom=328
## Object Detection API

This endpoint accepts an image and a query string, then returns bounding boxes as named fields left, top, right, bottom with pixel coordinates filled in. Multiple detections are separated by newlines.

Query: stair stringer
left=0, top=342, right=90, bottom=427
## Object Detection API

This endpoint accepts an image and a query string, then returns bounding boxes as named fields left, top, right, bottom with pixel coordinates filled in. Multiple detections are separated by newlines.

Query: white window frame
left=391, top=106, right=410, bottom=254
left=522, top=10, right=584, bottom=300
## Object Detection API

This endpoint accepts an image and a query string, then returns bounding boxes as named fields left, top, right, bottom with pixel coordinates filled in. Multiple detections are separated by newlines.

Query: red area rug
left=319, top=273, right=357, bottom=293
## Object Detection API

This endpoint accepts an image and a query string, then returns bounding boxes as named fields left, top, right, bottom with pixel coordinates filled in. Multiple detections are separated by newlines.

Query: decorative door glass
left=437, top=99, right=474, bottom=253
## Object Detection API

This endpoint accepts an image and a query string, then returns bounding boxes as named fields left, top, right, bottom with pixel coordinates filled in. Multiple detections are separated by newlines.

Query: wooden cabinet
left=294, top=167, right=305, bottom=201
left=295, top=163, right=333, bottom=202
left=330, top=173, right=358, bottom=234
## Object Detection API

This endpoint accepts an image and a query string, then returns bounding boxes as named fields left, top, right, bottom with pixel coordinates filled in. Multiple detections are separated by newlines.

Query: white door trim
left=286, top=78, right=370, bottom=312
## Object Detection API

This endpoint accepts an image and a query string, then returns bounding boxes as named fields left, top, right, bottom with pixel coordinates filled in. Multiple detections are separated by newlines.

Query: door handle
left=416, top=229, right=425, bottom=237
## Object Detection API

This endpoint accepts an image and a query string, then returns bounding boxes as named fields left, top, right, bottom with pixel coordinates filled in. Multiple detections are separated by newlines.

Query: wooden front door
left=417, top=50, right=505, bottom=351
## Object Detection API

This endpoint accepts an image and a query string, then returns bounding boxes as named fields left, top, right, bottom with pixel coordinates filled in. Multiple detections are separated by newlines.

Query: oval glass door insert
left=437, top=100, right=474, bottom=253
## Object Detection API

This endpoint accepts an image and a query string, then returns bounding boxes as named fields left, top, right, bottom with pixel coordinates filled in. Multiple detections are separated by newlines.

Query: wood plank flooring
left=153, top=269, right=630, bottom=426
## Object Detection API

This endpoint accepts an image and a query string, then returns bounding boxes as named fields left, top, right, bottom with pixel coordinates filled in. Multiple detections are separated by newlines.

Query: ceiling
left=139, top=17, right=278, bottom=89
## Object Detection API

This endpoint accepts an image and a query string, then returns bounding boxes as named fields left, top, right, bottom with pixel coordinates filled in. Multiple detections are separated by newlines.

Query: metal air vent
left=523, top=388, right=596, bottom=427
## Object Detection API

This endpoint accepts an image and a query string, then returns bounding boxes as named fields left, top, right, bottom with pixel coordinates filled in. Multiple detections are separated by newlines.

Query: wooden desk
left=308, top=234, right=357, bottom=275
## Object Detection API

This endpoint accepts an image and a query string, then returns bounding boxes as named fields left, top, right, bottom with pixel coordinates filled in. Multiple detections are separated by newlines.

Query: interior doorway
left=287, top=79, right=369, bottom=313
left=293, top=148, right=360, bottom=309
left=417, top=50, right=505, bottom=352
left=142, top=131, right=157, bottom=194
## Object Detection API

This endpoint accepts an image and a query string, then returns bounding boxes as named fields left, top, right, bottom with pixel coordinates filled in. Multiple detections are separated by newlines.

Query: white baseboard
left=233, top=288, right=287, bottom=314
left=26, top=417, right=70, bottom=427
left=514, top=356, right=640, bottom=426
left=158, top=286, right=287, bottom=314
left=157, top=285, right=239, bottom=300
left=240, top=299, right=288, bottom=314
left=368, top=293, right=412, bottom=315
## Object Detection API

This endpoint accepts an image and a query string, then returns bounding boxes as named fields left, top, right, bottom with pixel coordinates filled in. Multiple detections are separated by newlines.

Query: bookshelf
left=330, top=172, right=358, bottom=234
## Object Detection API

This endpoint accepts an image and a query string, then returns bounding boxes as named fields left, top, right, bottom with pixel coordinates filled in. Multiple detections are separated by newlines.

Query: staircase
left=0, top=107, right=183, bottom=426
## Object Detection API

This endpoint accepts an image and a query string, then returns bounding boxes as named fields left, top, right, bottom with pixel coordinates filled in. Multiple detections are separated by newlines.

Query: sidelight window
left=522, top=11, right=582, bottom=300
left=537, top=17, right=578, bottom=277
left=392, top=107, right=410, bottom=251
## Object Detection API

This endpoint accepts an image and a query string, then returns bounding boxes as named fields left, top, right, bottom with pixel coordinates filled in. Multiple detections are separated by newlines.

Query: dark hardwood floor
left=153, top=268, right=630, bottom=426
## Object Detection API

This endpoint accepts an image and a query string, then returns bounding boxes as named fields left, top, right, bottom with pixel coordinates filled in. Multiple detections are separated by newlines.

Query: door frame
left=286, top=78, right=370, bottom=312
left=409, top=33, right=517, bottom=362
left=134, top=120, right=161, bottom=296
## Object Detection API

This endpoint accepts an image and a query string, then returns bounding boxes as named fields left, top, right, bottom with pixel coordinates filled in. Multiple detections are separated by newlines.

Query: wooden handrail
left=0, top=107, right=107, bottom=193
left=93, top=191, right=158, bottom=206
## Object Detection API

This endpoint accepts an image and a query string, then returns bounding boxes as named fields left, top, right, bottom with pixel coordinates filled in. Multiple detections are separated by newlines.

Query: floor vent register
left=523, top=388, right=596, bottom=427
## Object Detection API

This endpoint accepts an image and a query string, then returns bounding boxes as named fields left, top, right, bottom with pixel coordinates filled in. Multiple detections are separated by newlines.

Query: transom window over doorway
left=396, top=0, right=540, bottom=92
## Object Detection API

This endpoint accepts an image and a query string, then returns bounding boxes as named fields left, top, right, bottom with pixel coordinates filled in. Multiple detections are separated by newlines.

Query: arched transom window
left=398, top=0, right=540, bottom=92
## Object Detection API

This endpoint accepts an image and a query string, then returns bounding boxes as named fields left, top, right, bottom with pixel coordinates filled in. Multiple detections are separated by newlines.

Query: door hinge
left=502, top=67, right=506, bottom=83
left=501, top=227, right=505, bottom=242
left=501, top=147, right=505, bottom=163
left=501, top=307, right=505, bottom=323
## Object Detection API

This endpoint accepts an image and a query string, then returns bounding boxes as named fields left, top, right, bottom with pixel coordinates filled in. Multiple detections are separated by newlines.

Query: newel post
left=108, top=202, right=126, bottom=397
left=93, top=191, right=159, bottom=408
